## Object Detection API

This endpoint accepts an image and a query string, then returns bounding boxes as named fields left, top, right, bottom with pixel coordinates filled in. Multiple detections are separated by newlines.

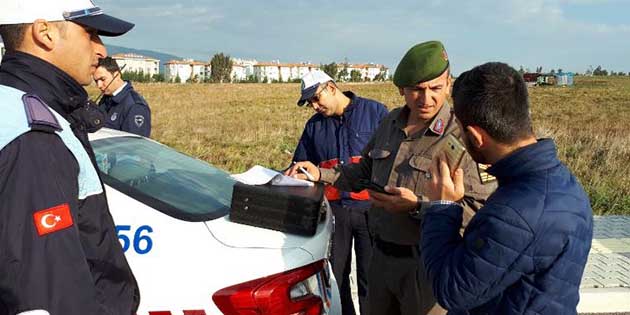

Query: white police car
left=89, top=128, right=341, bottom=315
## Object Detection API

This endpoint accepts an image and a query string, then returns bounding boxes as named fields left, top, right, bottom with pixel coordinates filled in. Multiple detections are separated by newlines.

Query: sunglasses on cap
left=306, top=84, right=330, bottom=106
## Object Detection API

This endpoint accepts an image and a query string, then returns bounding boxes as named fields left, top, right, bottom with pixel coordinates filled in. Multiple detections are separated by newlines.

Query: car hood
left=204, top=210, right=332, bottom=259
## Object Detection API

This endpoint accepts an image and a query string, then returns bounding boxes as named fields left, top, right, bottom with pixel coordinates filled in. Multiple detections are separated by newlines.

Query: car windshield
left=91, top=136, right=236, bottom=221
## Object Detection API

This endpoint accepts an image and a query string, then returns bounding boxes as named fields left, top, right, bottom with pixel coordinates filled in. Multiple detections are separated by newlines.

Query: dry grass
left=88, top=77, right=630, bottom=215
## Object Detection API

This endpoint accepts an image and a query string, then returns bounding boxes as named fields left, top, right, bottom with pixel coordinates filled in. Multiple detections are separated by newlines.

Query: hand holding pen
left=284, top=161, right=320, bottom=182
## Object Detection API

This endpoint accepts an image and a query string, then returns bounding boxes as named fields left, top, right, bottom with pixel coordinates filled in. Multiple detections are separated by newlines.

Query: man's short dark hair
left=0, top=24, right=29, bottom=51
left=97, top=56, right=121, bottom=74
left=452, top=62, right=534, bottom=144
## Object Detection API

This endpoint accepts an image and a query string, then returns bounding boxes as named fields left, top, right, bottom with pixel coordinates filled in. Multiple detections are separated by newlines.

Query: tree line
left=517, top=65, right=628, bottom=76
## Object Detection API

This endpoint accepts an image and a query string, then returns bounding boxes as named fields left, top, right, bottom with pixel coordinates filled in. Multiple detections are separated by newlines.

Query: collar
left=427, top=102, right=451, bottom=136
left=393, top=102, right=452, bottom=136
left=341, top=91, right=358, bottom=113
left=112, top=81, right=128, bottom=97
left=111, top=81, right=133, bottom=103
left=487, top=139, right=561, bottom=180
left=0, top=51, right=88, bottom=120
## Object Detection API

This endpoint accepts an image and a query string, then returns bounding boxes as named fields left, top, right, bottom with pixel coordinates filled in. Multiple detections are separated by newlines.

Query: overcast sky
left=99, top=0, right=630, bottom=75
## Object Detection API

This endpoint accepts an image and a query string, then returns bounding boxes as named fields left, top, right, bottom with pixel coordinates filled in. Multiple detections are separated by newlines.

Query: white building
left=111, top=53, right=159, bottom=77
left=230, top=58, right=257, bottom=82
left=164, top=59, right=209, bottom=83
left=338, top=63, right=389, bottom=81
left=0, top=40, right=5, bottom=64
left=253, top=61, right=318, bottom=82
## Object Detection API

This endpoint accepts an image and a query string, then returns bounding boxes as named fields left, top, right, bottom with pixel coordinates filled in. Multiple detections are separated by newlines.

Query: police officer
left=0, top=1, right=139, bottom=314
left=292, top=70, right=388, bottom=315
left=94, top=56, right=152, bottom=137
left=287, top=41, right=497, bottom=315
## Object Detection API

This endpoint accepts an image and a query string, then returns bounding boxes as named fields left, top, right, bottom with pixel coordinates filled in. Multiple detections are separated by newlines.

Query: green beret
left=393, top=41, right=450, bottom=87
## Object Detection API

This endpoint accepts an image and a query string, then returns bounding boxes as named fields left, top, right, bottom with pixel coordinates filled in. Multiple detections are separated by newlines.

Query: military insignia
left=110, top=112, right=118, bottom=121
left=442, top=49, right=448, bottom=61
left=134, top=115, right=145, bottom=127
left=477, top=163, right=497, bottom=184
left=432, top=118, right=444, bottom=135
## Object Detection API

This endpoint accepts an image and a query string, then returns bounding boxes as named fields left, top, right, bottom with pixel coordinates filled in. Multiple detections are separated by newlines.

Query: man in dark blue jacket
left=420, top=62, right=593, bottom=315
left=293, top=69, right=388, bottom=315
left=94, top=56, right=151, bottom=137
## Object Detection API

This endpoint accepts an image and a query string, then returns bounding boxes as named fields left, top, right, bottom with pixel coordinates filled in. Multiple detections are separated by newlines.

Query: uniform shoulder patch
left=477, top=163, right=497, bottom=184
left=134, top=115, right=145, bottom=127
left=33, top=203, right=74, bottom=236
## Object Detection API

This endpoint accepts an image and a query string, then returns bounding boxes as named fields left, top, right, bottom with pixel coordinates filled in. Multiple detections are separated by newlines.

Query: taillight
left=212, top=260, right=327, bottom=315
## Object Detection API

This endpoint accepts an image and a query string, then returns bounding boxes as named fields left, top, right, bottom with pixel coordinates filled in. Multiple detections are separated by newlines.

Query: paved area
left=579, top=216, right=630, bottom=314
left=346, top=216, right=630, bottom=314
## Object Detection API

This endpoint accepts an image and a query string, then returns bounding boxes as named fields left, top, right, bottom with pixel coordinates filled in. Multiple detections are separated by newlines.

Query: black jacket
left=0, top=51, right=140, bottom=315
left=99, top=82, right=151, bottom=137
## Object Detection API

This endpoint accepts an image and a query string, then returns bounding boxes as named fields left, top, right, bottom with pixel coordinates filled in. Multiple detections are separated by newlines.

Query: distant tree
left=518, top=66, right=525, bottom=75
left=373, top=70, right=387, bottom=81
left=337, top=66, right=349, bottom=82
left=536, top=66, right=543, bottom=73
left=557, top=68, right=563, bottom=74
left=152, top=73, right=164, bottom=82
left=550, top=69, right=556, bottom=75
left=174, top=75, right=181, bottom=83
left=349, top=69, right=362, bottom=82
left=320, top=62, right=338, bottom=79
left=210, top=53, right=233, bottom=83
left=246, top=74, right=257, bottom=83
left=593, top=65, right=608, bottom=76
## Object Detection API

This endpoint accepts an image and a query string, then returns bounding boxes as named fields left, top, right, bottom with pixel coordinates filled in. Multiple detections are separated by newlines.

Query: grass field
left=89, top=76, right=630, bottom=215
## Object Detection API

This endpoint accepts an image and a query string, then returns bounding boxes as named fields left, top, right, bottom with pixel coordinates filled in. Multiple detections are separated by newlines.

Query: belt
left=374, top=237, right=417, bottom=258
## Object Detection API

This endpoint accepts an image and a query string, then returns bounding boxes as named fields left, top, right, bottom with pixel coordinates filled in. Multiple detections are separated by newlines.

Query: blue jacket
left=99, top=81, right=151, bottom=137
left=421, top=139, right=593, bottom=315
left=292, top=91, right=388, bottom=207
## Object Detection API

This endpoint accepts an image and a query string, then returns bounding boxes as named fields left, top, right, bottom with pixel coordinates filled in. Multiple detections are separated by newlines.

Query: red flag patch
left=33, top=203, right=73, bottom=236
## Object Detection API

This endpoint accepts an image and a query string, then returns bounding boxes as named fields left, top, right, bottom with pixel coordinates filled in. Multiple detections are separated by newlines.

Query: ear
left=398, top=87, right=404, bottom=96
left=327, top=83, right=336, bottom=95
left=31, top=19, right=57, bottom=51
left=445, top=75, right=453, bottom=96
left=465, top=125, right=486, bottom=149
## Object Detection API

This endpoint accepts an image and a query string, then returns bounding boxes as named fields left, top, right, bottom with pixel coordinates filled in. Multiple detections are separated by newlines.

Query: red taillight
left=212, top=260, right=326, bottom=315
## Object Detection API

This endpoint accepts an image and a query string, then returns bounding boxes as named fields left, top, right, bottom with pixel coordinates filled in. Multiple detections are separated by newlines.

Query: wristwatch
left=409, top=199, right=430, bottom=219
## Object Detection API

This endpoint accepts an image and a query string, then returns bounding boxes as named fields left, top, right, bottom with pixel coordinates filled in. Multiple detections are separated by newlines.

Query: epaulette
left=23, top=94, right=62, bottom=132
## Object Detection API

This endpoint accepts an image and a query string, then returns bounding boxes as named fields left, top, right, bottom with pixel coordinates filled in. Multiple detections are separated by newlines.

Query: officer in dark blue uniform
left=0, top=1, right=139, bottom=314
left=94, top=56, right=151, bottom=137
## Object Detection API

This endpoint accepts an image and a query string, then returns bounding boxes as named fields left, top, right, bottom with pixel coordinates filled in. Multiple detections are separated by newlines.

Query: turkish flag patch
left=33, top=203, right=74, bottom=236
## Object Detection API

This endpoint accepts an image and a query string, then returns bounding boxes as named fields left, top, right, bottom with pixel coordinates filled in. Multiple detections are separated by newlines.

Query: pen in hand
left=292, top=161, right=316, bottom=181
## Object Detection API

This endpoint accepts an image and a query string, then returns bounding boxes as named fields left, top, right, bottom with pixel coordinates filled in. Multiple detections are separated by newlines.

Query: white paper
left=231, top=165, right=314, bottom=187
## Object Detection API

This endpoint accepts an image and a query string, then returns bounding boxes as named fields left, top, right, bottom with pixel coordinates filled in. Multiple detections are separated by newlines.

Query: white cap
left=0, top=0, right=134, bottom=37
left=297, top=69, right=334, bottom=106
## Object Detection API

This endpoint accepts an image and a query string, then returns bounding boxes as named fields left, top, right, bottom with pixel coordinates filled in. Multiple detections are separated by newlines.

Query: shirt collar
left=393, top=102, right=452, bottom=136
left=111, top=81, right=132, bottom=103
left=112, top=81, right=128, bottom=97
left=341, top=91, right=358, bottom=114
left=427, top=102, right=451, bottom=136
